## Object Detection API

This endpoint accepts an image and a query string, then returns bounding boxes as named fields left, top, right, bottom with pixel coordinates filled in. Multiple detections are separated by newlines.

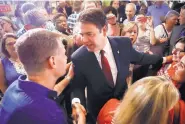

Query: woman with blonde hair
left=113, top=76, right=179, bottom=124
left=121, top=21, right=138, bottom=44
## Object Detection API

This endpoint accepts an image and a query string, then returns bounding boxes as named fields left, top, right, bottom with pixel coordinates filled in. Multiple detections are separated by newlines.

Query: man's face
left=78, top=22, right=106, bottom=52
left=55, top=40, right=67, bottom=77
left=125, top=5, right=135, bottom=19
left=55, top=16, right=67, bottom=32
left=173, top=56, right=185, bottom=83
left=179, top=9, right=185, bottom=25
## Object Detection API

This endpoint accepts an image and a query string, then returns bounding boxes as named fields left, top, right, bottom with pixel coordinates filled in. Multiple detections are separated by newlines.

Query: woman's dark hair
left=1, top=33, right=17, bottom=58
left=174, top=36, right=185, bottom=52
left=110, top=0, right=120, bottom=7
left=104, top=6, right=118, bottom=17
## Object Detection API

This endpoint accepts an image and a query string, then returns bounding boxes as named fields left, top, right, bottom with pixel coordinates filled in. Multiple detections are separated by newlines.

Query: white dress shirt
left=94, top=38, right=118, bottom=85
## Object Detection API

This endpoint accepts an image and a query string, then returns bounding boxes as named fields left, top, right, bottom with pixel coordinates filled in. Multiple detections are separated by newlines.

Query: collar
left=94, top=37, right=111, bottom=56
left=18, top=75, right=57, bottom=100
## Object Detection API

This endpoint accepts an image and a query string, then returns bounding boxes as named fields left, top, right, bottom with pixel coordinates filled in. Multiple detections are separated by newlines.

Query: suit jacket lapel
left=108, top=37, right=121, bottom=75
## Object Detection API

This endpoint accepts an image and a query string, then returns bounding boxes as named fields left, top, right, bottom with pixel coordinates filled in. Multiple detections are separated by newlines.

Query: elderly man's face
left=125, top=5, right=135, bottom=19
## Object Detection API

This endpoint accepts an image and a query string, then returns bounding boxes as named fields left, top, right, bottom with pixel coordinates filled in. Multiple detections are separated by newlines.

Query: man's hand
left=72, top=103, right=86, bottom=124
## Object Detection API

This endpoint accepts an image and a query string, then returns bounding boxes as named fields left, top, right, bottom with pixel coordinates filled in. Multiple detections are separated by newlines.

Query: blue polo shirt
left=0, top=75, right=68, bottom=124
left=147, top=3, right=171, bottom=27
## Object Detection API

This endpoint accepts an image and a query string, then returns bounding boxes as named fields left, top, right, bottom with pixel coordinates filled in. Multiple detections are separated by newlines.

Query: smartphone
left=137, top=16, right=147, bottom=23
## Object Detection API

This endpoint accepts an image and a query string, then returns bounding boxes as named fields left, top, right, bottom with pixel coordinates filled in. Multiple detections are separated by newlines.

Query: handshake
left=72, top=103, right=86, bottom=124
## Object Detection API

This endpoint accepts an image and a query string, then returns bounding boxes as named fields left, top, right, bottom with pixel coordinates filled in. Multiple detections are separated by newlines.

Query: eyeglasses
left=173, top=46, right=184, bottom=53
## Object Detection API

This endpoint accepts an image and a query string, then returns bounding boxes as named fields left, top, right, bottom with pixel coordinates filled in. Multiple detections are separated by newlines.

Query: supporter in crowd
left=17, top=8, right=55, bottom=37
left=67, top=1, right=82, bottom=32
left=121, top=21, right=138, bottom=44
left=167, top=56, right=185, bottom=124
left=110, top=0, right=120, bottom=10
left=147, top=1, right=171, bottom=27
left=113, top=76, right=179, bottom=124
left=117, top=1, right=127, bottom=23
left=0, top=17, right=17, bottom=34
left=53, top=13, right=71, bottom=35
left=158, top=37, right=185, bottom=76
left=121, top=21, right=138, bottom=86
left=97, top=76, right=179, bottom=124
left=13, top=3, right=24, bottom=30
left=0, top=33, right=26, bottom=93
left=169, top=5, right=185, bottom=55
left=134, top=14, right=156, bottom=53
left=153, top=10, right=179, bottom=56
left=57, top=1, right=72, bottom=17
left=21, top=2, right=36, bottom=14
left=104, top=6, right=120, bottom=36
left=0, top=29, right=85, bottom=124
left=158, top=53, right=185, bottom=124
left=123, top=3, right=137, bottom=25
left=139, top=2, right=148, bottom=15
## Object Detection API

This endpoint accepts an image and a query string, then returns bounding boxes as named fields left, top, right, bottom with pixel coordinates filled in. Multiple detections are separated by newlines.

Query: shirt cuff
left=162, top=57, right=166, bottom=64
left=72, top=98, right=81, bottom=105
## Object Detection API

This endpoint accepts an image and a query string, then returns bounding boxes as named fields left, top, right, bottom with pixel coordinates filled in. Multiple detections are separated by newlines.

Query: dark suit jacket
left=71, top=37, right=163, bottom=122
left=169, top=24, right=185, bottom=54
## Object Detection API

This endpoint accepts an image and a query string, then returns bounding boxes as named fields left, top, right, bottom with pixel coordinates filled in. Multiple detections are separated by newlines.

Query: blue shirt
left=123, top=15, right=136, bottom=25
left=0, top=75, right=68, bottom=124
left=147, top=3, right=171, bottom=27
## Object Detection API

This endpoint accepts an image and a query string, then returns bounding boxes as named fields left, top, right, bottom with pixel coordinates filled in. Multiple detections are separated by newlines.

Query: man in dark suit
left=71, top=8, right=165, bottom=123
left=169, top=5, right=185, bottom=54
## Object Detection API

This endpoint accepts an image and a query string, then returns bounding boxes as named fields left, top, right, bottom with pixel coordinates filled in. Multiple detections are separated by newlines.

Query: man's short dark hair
left=78, top=8, right=107, bottom=31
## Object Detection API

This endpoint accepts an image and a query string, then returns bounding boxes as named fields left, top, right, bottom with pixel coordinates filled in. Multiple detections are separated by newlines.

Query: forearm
left=150, top=28, right=157, bottom=45
left=54, top=76, right=71, bottom=96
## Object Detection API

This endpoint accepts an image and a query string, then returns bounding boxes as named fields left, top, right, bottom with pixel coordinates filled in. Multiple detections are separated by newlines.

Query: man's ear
left=48, top=56, right=57, bottom=69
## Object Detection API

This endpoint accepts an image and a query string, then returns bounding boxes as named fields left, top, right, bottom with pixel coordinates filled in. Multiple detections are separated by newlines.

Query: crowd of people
left=0, top=1, right=185, bottom=124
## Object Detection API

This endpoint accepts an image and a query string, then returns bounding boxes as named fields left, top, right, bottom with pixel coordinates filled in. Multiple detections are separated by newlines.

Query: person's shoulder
left=71, top=45, right=88, bottom=60
left=154, top=24, right=163, bottom=31
left=148, top=5, right=155, bottom=10
left=7, top=103, right=67, bottom=124
left=109, top=36, right=131, bottom=44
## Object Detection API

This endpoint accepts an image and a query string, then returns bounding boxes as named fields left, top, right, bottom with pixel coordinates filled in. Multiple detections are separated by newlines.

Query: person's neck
left=27, top=72, right=56, bottom=90
left=10, top=55, right=19, bottom=62
left=165, top=23, right=173, bottom=32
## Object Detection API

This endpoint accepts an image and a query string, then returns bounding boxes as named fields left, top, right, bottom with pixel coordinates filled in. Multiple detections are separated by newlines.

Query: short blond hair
left=121, top=21, right=138, bottom=36
left=113, top=76, right=179, bottom=124
left=15, top=28, right=63, bottom=73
